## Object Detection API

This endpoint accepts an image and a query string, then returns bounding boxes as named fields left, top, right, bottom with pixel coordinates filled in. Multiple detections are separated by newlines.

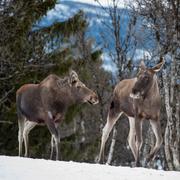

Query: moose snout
left=130, top=87, right=141, bottom=99
left=88, top=93, right=99, bottom=105
left=132, top=86, right=138, bottom=95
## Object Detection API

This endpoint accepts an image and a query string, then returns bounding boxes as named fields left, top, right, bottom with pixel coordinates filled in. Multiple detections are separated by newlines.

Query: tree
left=66, top=26, right=113, bottom=162
left=95, top=0, right=139, bottom=165
left=133, top=0, right=180, bottom=170
left=0, top=1, right=88, bottom=157
left=0, top=0, right=113, bottom=162
left=95, top=0, right=138, bottom=79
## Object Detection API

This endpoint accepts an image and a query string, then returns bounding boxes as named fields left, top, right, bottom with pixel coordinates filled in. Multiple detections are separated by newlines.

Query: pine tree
left=0, top=1, right=90, bottom=157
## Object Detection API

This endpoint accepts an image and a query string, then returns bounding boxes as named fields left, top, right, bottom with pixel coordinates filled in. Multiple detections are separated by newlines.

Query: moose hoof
left=96, top=157, right=104, bottom=164
left=146, top=155, right=153, bottom=164
left=97, top=159, right=104, bottom=164
left=135, top=160, right=141, bottom=167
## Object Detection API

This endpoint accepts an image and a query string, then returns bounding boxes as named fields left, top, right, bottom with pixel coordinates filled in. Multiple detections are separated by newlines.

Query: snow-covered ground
left=0, top=156, right=180, bottom=180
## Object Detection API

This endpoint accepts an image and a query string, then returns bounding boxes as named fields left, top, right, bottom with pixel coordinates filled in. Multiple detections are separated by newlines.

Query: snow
left=0, top=156, right=180, bottom=180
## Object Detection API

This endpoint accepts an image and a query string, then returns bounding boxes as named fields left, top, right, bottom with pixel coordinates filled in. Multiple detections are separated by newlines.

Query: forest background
left=0, top=0, right=179, bottom=171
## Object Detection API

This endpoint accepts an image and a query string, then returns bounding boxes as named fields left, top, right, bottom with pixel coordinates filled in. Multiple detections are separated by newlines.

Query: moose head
left=130, top=60, right=164, bottom=99
left=69, top=70, right=99, bottom=105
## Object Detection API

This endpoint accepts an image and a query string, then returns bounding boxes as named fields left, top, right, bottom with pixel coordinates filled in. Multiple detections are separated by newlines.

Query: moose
left=16, top=70, right=99, bottom=160
left=98, top=60, right=164, bottom=166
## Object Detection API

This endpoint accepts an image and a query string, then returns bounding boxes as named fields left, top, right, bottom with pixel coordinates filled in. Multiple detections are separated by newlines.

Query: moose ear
left=69, top=70, right=79, bottom=84
left=139, top=60, right=146, bottom=70
left=57, top=77, right=69, bottom=88
left=151, top=60, right=165, bottom=73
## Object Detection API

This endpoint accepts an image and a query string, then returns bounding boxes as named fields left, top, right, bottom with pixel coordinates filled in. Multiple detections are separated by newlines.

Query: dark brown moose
left=98, top=60, right=164, bottom=166
left=16, top=71, right=99, bottom=160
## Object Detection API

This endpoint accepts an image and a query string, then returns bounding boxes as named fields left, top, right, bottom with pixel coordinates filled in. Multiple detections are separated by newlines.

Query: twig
left=0, top=87, right=15, bottom=106
left=0, top=121, right=13, bottom=124
left=23, top=63, right=57, bottom=69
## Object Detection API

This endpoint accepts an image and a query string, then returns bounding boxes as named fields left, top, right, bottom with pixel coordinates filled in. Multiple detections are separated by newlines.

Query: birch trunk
left=162, top=60, right=180, bottom=170
left=162, top=69, right=174, bottom=170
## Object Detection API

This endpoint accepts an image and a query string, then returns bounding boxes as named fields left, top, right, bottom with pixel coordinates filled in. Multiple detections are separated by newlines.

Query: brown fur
left=16, top=71, right=99, bottom=160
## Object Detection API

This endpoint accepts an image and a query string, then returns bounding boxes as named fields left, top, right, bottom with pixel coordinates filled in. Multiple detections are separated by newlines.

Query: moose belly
left=119, top=98, right=135, bottom=117
left=137, top=110, right=159, bottom=120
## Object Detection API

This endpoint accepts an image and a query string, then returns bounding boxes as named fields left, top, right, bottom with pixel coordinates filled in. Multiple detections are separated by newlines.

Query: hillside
left=0, top=156, right=180, bottom=180
left=38, top=0, right=152, bottom=71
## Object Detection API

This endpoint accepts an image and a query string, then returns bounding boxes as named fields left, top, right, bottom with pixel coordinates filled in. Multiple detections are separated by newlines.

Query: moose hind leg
left=98, top=105, right=122, bottom=163
left=18, top=115, right=25, bottom=156
left=147, top=119, right=163, bottom=163
left=23, top=121, right=37, bottom=157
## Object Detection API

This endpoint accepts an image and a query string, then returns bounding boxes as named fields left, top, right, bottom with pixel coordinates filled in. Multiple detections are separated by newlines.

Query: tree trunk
left=162, top=66, right=180, bottom=170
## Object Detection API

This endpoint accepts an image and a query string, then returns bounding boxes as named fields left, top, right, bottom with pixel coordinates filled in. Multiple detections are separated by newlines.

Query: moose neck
left=144, top=75, right=159, bottom=100
left=68, top=87, right=83, bottom=106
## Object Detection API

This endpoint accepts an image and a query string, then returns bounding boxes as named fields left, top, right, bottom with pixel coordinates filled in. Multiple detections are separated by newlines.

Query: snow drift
left=0, top=156, right=180, bottom=180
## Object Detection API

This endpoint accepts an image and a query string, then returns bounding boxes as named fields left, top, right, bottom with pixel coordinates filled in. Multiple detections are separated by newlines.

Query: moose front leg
left=50, top=114, right=63, bottom=160
left=50, top=136, right=55, bottom=160
left=146, top=119, right=163, bottom=164
left=45, top=112, right=60, bottom=160
left=134, top=116, right=143, bottom=167
left=128, top=117, right=138, bottom=164
left=51, top=133, right=60, bottom=161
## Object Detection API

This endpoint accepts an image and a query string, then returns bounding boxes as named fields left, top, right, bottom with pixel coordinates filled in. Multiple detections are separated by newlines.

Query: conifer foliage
left=0, top=0, right=111, bottom=160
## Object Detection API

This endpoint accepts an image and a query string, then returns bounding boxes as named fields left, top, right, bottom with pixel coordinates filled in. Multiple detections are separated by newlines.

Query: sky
left=37, top=0, right=152, bottom=72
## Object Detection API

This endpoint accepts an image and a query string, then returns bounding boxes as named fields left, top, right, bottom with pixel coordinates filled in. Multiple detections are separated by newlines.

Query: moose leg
left=18, top=114, right=25, bottom=156
left=98, top=110, right=122, bottom=163
left=45, top=112, right=60, bottom=160
left=54, top=134, right=60, bottom=161
left=50, top=123, right=61, bottom=160
left=128, top=117, right=138, bottom=163
left=134, top=117, right=143, bottom=167
left=50, top=136, right=55, bottom=160
left=23, top=121, right=37, bottom=157
left=147, top=119, right=163, bottom=163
